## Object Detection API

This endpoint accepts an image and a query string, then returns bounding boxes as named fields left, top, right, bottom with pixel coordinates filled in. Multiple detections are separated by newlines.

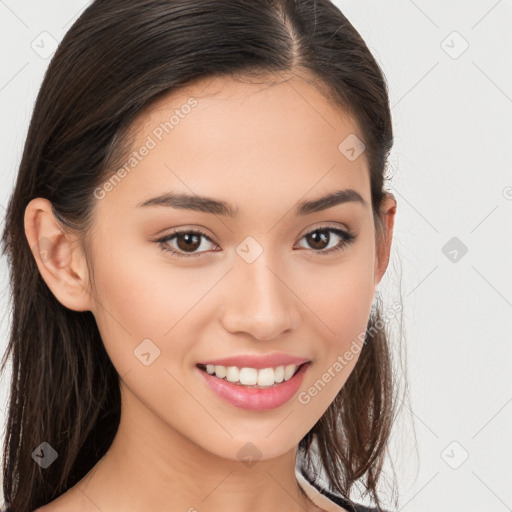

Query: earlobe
left=374, top=192, right=397, bottom=288
left=24, top=198, right=93, bottom=312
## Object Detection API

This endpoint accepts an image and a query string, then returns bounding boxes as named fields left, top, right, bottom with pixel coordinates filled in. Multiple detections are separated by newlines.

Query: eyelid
left=154, top=227, right=219, bottom=258
left=296, top=223, right=356, bottom=256
left=299, top=221, right=351, bottom=238
left=155, top=222, right=356, bottom=258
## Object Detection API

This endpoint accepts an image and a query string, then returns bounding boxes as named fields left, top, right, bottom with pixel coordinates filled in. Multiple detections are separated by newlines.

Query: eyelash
left=155, top=224, right=356, bottom=259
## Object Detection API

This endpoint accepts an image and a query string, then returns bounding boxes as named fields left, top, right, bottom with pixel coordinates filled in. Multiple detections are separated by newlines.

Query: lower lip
left=197, top=363, right=311, bottom=411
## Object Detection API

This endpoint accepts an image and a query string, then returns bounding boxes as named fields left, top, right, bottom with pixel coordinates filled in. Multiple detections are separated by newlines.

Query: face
left=62, top=73, right=393, bottom=462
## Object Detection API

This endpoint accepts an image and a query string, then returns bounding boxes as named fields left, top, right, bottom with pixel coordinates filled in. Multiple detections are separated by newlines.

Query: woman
left=1, top=1, right=401, bottom=510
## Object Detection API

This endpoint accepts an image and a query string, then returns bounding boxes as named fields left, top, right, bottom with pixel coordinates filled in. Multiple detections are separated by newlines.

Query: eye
left=295, top=224, right=356, bottom=256
left=155, top=229, right=218, bottom=258
left=155, top=224, right=356, bottom=258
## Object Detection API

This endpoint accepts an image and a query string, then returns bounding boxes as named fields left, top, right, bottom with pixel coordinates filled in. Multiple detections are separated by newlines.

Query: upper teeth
left=205, top=364, right=300, bottom=387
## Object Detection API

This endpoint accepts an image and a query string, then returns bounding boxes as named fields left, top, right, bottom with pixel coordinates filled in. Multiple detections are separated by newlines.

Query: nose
left=220, top=256, right=299, bottom=341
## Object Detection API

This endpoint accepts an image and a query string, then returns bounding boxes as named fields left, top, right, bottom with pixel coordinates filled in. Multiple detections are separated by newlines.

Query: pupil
left=308, top=231, right=328, bottom=249
left=178, top=233, right=200, bottom=251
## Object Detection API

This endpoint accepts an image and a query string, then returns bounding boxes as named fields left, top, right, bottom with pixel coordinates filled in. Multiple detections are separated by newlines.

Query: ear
left=374, top=192, right=397, bottom=288
left=24, top=198, right=94, bottom=312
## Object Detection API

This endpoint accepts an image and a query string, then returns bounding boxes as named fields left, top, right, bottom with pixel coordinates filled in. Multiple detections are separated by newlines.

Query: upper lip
left=197, top=352, right=311, bottom=369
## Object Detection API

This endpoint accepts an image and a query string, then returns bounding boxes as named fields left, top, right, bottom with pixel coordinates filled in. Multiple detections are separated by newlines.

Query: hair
left=1, top=1, right=404, bottom=510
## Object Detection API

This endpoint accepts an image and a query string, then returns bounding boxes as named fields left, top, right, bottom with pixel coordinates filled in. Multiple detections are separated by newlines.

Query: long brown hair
left=1, top=1, right=404, bottom=510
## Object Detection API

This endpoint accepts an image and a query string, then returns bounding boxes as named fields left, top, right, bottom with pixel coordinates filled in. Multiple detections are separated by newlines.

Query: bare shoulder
left=304, top=499, right=338, bottom=512
left=34, top=487, right=92, bottom=512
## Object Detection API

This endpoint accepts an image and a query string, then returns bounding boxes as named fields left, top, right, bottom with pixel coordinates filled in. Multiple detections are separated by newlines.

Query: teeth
left=226, top=366, right=240, bottom=383
left=283, top=364, right=297, bottom=380
left=239, top=367, right=258, bottom=385
left=203, top=364, right=300, bottom=387
left=257, top=367, right=276, bottom=387
left=214, top=365, right=226, bottom=378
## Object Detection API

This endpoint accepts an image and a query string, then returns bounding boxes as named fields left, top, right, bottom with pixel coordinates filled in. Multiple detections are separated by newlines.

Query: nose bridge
left=221, top=247, right=298, bottom=340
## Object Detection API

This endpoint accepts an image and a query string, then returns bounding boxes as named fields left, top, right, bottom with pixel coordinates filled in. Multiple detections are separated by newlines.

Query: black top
left=299, top=467, right=388, bottom=512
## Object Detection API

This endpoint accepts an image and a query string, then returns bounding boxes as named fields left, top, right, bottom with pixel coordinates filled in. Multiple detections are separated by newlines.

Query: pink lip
left=197, top=362, right=311, bottom=411
left=197, top=352, right=310, bottom=369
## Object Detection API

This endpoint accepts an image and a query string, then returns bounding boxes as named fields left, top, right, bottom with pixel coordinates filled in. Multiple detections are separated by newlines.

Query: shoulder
left=297, top=468, right=389, bottom=512
left=20, top=487, right=91, bottom=512
left=0, top=506, right=61, bottom=512
left=316, top=488, right=389, bottom=512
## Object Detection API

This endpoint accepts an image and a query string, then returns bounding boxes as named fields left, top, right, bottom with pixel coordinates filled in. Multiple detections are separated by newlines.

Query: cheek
left=325, top=261, right=375, bottom=366
left=87, top=243, right=174, bottom=369
left=88, top=238, right=223, bottom=376
left=295, top=246, right=375, bottom=413
left=87, top=239, right=209, bottom=420
left=322, top=265, right=375, bottom=343
left=298, top=241, right=376, bottom=343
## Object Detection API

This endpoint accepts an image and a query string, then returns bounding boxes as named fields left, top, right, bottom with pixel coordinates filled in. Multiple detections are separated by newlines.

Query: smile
left=197, top=363, right=302, bottom=387
left=196, top=362, right=311, bottom=411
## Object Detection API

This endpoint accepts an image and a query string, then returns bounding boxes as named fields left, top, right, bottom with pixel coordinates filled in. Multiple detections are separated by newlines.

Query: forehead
left=101, top=72, right=371, bottom=216
left=135, top=71, right=362, bottom=143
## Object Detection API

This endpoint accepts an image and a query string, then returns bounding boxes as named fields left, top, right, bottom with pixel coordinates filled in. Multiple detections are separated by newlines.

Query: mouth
left=196, top=361, right=310, bottom=388
left=196, top=361, right=312, bottom=411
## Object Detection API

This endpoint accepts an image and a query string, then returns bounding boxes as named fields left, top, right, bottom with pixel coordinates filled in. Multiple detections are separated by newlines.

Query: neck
left=72, top=383, right=316, bottom=512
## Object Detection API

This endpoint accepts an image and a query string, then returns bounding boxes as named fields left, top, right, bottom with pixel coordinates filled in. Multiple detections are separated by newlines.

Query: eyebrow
left=137, top=188, right=367, bottom=217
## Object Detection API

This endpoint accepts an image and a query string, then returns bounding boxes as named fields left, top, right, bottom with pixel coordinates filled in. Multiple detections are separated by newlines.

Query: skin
left=25, top=71, right=396, bottom=512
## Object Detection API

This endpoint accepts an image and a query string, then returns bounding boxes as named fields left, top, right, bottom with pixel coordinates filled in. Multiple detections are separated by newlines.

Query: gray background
left=1, top=1, right=511, bottom=510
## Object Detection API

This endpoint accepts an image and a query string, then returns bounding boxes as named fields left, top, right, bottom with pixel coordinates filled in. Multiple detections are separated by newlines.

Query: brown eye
left=304, top=230, right=330, bottom=250
left=155, top=225, right=356, bottom=259
left=156, top=229, right=217, bottom=257
left=175, top=232, right=201, bottom=252
left=297, top=226, right=356, bottom=256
